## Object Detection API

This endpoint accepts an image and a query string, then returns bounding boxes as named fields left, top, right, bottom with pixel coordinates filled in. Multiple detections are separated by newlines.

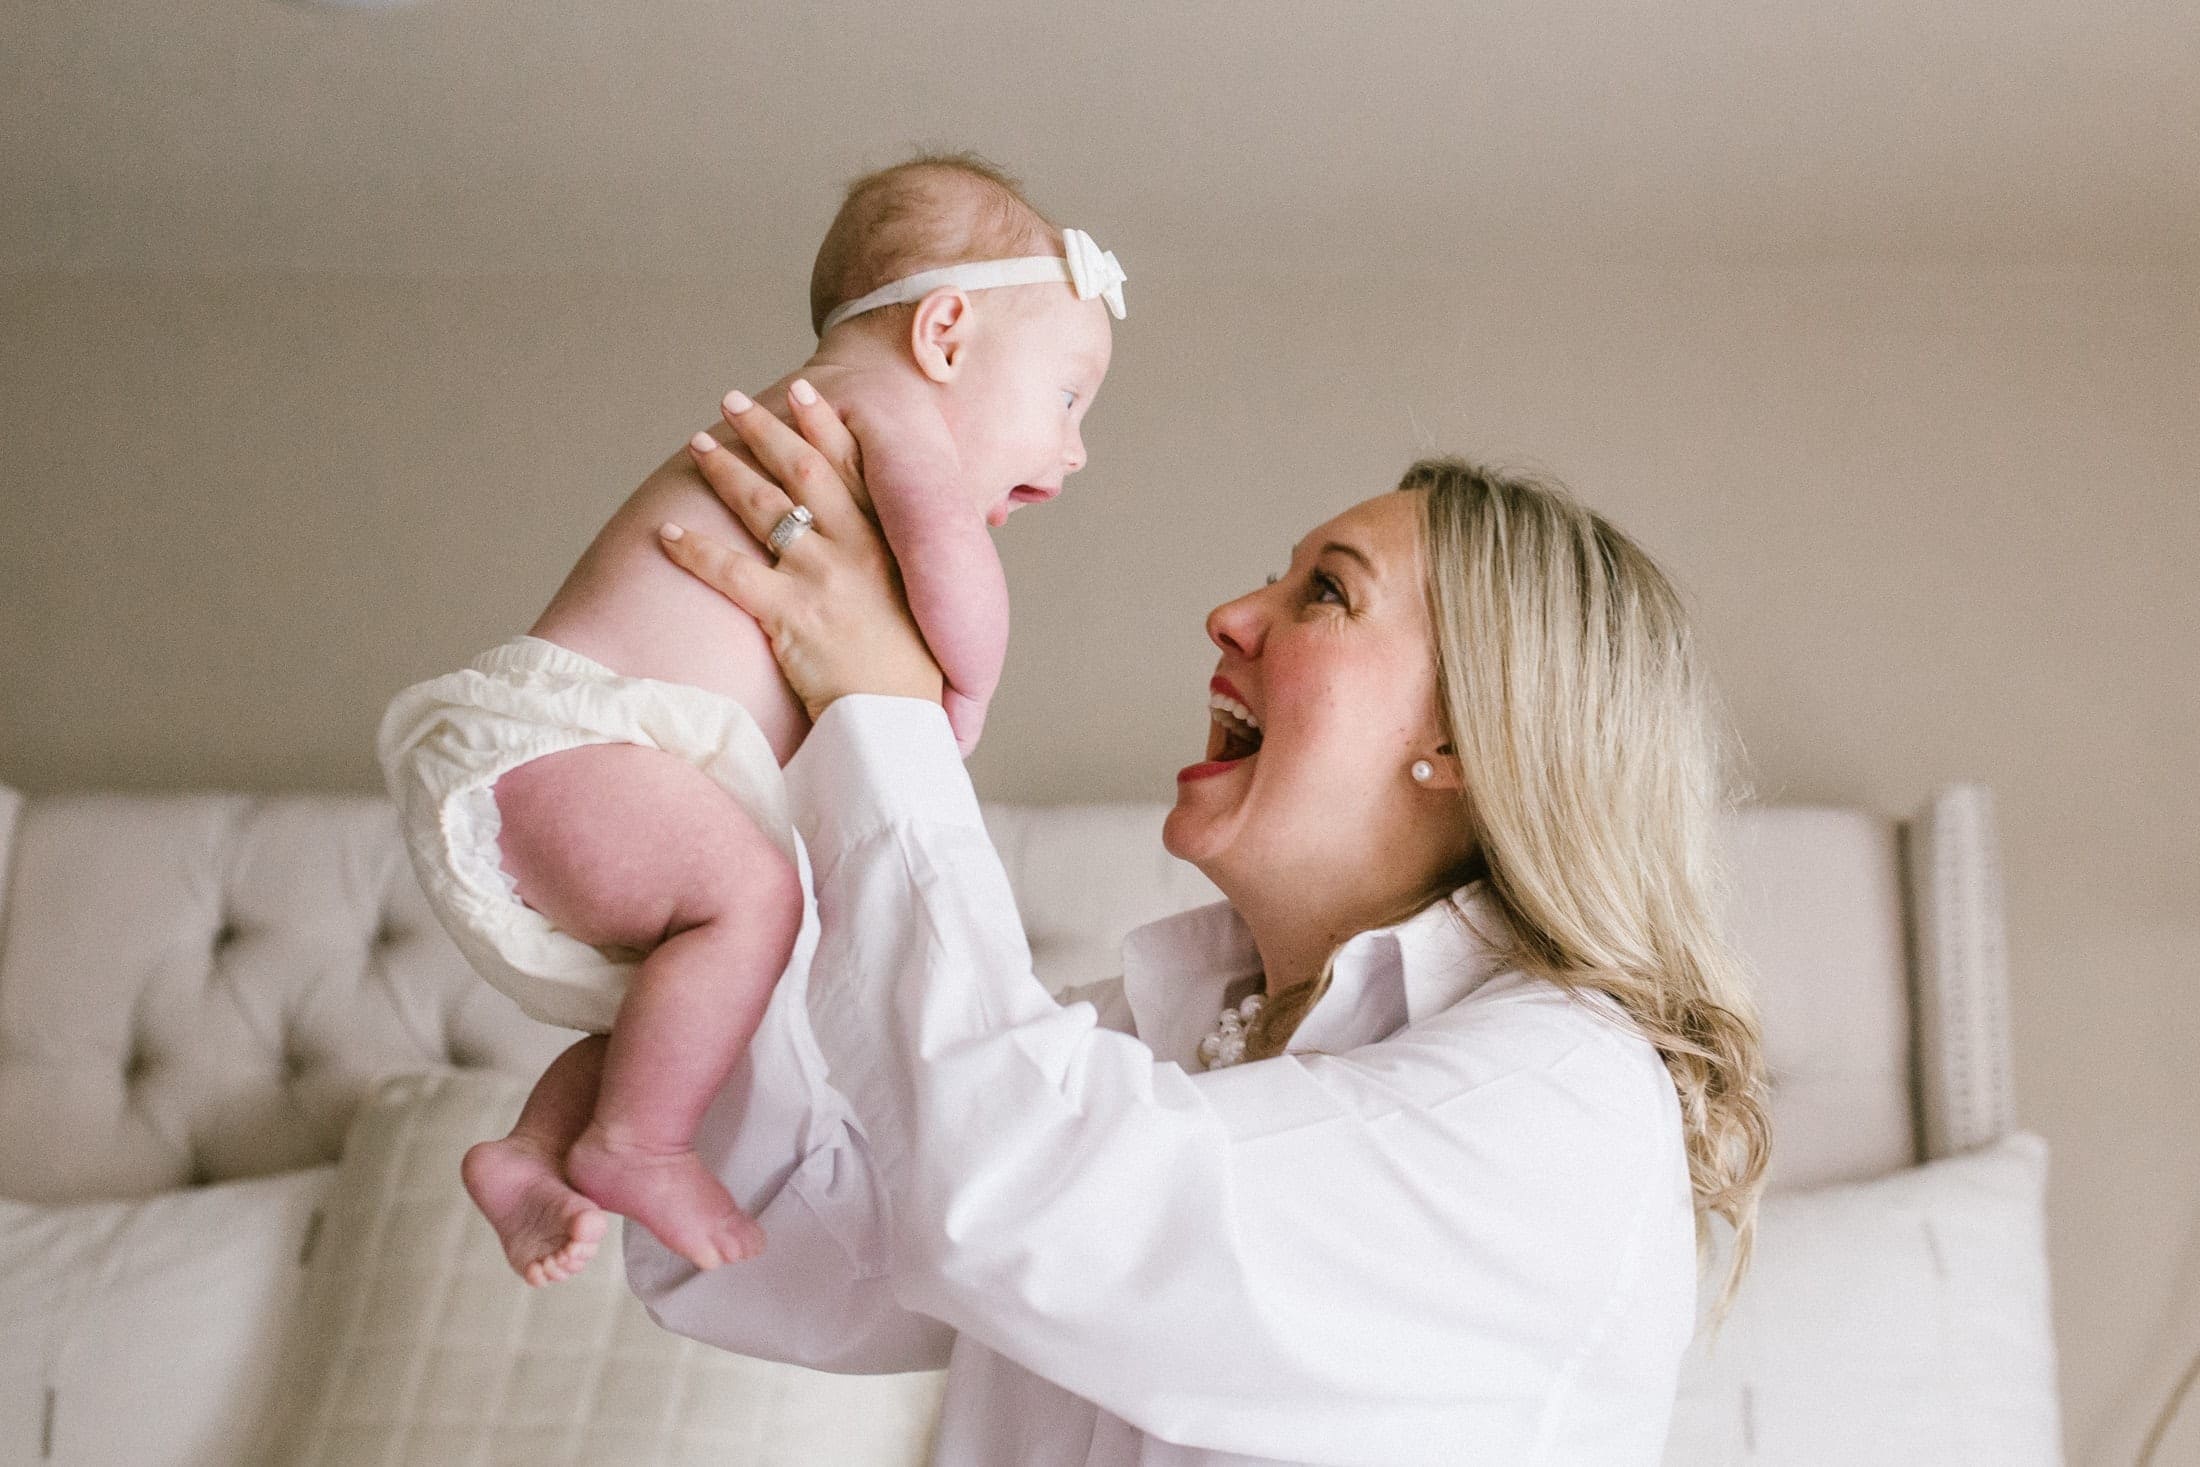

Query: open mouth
left=1202, top=679, right=1263, bottom=767
left=990, top=484, right=1062, bottom=528
left=1180, top=676, right=1263, bottom=783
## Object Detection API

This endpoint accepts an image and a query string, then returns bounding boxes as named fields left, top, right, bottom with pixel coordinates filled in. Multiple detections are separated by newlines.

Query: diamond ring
left=766, top=505, right=814, bottom=558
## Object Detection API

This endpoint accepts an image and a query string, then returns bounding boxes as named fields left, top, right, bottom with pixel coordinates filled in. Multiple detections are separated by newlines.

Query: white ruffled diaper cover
left=376, top=635, right=793, bottom=1033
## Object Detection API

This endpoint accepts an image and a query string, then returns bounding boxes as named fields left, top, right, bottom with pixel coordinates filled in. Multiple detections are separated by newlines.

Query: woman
left=625, top=390, right=1771, bottom=1466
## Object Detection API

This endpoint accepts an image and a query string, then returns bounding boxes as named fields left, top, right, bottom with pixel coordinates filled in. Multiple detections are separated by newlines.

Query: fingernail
left=658, top=522, right=685, bottom=541
left=789, top=378, right=818, bottom=406
left=723, top=390, right=753, bottom=414
left=688, top=431, right=716, bottom=454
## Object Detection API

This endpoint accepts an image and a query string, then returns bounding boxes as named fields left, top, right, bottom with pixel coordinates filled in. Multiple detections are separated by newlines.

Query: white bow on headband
left=817, top=227, right=1129, bottom=335
left=1060, top=228, right=1128, bottom=318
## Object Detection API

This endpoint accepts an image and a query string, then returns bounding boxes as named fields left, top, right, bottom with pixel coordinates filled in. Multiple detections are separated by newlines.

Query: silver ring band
left=766, top=504, right=814, bottom=557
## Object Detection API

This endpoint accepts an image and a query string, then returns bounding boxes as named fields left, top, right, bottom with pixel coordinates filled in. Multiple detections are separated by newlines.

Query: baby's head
left=811, top=152, right=1117, bottom=526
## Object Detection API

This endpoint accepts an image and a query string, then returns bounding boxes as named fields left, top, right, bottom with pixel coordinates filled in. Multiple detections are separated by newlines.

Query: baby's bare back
left=528, top=436, right=809, bottom=765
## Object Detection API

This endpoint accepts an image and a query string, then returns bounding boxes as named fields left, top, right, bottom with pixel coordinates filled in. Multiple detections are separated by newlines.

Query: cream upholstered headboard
left=0, top=793, right=568, bottom=1200
left=0, top=782, right=2012, bottom=1206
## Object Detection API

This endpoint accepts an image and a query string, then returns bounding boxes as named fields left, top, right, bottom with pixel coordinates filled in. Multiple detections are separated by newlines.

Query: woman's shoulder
left=1402, top=969, right=1680, bottom=1131
left=1463, top=967, right=1649, bottom=1041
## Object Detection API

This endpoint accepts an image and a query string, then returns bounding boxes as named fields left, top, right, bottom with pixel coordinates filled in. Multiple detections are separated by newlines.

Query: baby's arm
left=841, top=393, right=1007, bottom=755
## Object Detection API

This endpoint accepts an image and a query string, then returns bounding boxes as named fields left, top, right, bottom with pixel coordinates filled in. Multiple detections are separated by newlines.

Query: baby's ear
left=909, top=287, right=971, bottom=384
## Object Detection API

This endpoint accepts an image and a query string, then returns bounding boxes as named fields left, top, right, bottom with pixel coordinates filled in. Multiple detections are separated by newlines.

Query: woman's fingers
left=783, top=379, right=865, bottom=518
left=664, top=398, right=944, bottom=721
left=659, top=515, right=940, bottom=722
left=685, top=430, right=801, bottom=550
left=656, top=522, right=783, bottom=625
left=718, top=387, right=864, bottom=534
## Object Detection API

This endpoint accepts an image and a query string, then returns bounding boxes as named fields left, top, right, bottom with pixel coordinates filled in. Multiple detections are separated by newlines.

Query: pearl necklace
left=1197, top=991, right=1267, bottom=1070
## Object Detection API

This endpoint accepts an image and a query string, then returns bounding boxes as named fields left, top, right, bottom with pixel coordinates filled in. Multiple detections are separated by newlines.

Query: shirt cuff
left=784, top=694, right=986, bottom=861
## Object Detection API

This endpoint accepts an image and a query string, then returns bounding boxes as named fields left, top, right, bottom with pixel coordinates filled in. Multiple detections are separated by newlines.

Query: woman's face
left=1163, top=490, right=1469, bottom=909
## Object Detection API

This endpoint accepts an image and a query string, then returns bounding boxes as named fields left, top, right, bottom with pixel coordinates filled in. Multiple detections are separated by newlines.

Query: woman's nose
left=1205, top=588, right=1265, bottom=659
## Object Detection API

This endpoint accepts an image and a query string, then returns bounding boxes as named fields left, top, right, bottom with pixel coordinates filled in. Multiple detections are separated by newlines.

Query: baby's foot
left=566, top=1124, right=765, bottom=1271
left=461, top=1136, right=609, bottom=1287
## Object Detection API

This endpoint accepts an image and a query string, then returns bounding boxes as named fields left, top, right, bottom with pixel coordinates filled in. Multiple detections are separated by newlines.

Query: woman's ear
left=909, top=288, right=971, bottom=383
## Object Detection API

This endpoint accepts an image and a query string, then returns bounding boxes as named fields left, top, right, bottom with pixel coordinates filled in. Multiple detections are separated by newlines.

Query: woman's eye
left=1311, top=572, right=1346, bottom=606
left=1264, top=572, right=1281, bottom=587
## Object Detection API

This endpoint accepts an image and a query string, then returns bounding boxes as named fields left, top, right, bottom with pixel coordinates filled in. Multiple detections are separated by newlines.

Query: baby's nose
left=1064, top=427, right=1088, bottom=473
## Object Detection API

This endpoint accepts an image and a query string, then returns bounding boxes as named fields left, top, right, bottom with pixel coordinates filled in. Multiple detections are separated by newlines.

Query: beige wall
left=2, top=261, right=2194, bottom=1455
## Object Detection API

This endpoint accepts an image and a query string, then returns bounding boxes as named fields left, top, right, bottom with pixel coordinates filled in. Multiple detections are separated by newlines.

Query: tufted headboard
left=0, top=783, right=2012, bottom=1205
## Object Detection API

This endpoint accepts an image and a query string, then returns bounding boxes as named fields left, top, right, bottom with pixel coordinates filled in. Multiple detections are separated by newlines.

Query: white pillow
left=0, top=1166, right=334, bottom=1467
left=250, top=1069, right=944, bottom=1466
left=1661, top=1131, right=2064, bottom=1466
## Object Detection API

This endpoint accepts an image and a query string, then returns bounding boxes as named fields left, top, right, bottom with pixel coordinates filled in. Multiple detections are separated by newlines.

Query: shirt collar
left=1118, top=880, right=1517, bottom=1068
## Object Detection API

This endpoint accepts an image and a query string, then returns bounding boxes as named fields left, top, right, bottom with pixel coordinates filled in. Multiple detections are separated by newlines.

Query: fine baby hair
left=806, top=151, right=1129, bottom=340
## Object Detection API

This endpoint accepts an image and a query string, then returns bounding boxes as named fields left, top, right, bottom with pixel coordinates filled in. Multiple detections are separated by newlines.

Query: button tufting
left=213, top=921, right=239, bottom=949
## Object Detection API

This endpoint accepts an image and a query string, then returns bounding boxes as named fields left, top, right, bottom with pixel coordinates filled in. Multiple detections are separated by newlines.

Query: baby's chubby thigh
left=490, top=742, right=795, bottom=953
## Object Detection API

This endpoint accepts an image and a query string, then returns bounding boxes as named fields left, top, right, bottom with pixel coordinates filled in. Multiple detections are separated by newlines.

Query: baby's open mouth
left=990, top=485, right=1062, bottom=528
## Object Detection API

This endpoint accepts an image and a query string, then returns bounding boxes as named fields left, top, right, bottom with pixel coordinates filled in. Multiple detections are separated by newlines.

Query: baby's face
left=946, top=289, right=1114, bottom=526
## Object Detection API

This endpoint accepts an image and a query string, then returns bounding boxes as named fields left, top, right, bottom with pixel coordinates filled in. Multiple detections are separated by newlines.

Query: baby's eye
left=1061, top=389, right=1078, bottom=409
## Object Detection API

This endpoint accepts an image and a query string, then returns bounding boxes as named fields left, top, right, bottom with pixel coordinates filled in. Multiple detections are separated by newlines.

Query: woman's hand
left=661, top=383, right=944, bottom=722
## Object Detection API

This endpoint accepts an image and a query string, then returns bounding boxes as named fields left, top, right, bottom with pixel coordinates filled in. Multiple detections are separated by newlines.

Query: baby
left=378, top=153, right=1121, bottom=1285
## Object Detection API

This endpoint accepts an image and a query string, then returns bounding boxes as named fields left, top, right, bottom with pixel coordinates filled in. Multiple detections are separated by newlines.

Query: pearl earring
left=1410, top=760, right=1434, bottom=784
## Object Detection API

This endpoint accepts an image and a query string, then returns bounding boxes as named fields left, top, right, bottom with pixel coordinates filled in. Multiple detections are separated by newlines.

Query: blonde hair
left=809, top=150, right=1058, bottom=337
left=1243, top=457, right=1772, bottom=1328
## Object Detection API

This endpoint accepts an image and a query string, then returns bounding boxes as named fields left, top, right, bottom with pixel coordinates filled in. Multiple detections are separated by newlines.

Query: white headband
left=817, top=226, right=1127, bottom=336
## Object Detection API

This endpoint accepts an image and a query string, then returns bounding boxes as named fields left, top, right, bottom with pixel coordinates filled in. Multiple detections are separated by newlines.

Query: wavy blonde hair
left=1242, top=457, right=1772, bottom=1327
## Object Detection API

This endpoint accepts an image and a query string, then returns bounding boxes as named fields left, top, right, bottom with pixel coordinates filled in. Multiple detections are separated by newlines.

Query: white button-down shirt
left=627, top=698, right=1699, bottom=1467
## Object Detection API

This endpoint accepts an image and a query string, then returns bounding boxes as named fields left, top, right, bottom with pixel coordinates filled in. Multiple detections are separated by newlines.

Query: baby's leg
left=491, top=741, right=802, bottom=1271
left=460, top=1035, right=612, bottom=1285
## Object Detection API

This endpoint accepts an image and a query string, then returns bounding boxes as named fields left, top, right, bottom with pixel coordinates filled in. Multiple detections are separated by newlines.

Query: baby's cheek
left=959, top=431, right=1010, bottom=515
